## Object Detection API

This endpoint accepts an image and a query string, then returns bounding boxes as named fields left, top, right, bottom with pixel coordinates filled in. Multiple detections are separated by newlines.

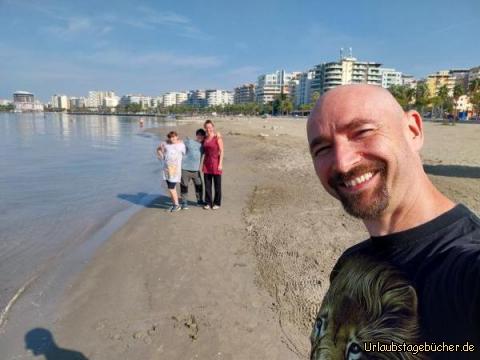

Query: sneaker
left=170, top=205, right=181, bottom=212
left=212, top=205, right=220, bottom=210
left=203, top=204, right=211, bottom=210
left=181, top=203, right=189, bottom=210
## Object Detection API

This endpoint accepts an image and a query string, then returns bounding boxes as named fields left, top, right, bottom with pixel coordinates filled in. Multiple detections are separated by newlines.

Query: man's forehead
left=307, top=86, right=398, bottom=138
left=308, top=105, right=379, bottom=138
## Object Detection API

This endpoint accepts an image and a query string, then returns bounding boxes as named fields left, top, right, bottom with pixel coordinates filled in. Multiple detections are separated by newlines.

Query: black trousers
left=204, top=174, right=222, bottom=206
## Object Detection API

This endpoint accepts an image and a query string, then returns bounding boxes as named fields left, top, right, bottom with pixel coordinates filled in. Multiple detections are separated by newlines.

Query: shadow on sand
left=25, top=328, right=88, bottom=359
left=424, top=164, right=480, bottom=179
left=117, top=192, right=172, bottom=209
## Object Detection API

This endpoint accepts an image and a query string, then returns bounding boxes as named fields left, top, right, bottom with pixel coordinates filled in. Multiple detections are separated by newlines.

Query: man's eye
left=313, top=146, right=331, bottom=157
left=355, top=129, right=373, bottom=138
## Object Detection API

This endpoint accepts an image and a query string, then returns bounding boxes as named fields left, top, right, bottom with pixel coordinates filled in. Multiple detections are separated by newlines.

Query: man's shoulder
left=330, top=239, right=372, bottom=281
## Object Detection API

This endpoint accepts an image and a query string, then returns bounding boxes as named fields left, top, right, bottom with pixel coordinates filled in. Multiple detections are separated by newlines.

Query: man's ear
left=404, top=110, right=424, bottom=152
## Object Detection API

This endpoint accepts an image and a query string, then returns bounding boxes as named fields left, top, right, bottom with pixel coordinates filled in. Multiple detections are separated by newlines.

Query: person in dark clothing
left=307, top=84, right=480, bottom=359
left=180, top=128, right=206, bottom=209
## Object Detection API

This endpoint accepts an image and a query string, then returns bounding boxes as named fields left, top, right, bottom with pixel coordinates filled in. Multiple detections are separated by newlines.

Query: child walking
left=157, top=131, right=186, bottom=212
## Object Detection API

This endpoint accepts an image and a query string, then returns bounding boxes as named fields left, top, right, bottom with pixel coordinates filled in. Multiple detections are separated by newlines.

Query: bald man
left=307, top=85, right=480, bottom=359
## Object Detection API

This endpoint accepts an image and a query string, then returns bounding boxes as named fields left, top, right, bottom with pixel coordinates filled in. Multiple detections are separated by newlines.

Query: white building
left=87, top=91, right=116, bottom=108
left=102, top=95, right=120, bottom=108
left=188, top=90, right=207, bottom=107
left=205, top=89, right=233, bottom=107
left=468, top=66, right=480, bottom=86
left=311, top=54, right=383, bottom=95
left=120, top=94, right=152, bottom=108
left=51, top=94, right=70, bottom=110
left=295, top=70, right=315, bottom=106
left=69, top=97, right=87, bottom=109
left=0, top=99, right=12, bottom=106
left=161, top=92, right=188, bottom=107
left=152, top=96, right=163, bottom=108
left=379, top=68, right=403, bottom=88
left=256, top=70, right=301, bottom=104
left=13, top=91, right=43, bottom=112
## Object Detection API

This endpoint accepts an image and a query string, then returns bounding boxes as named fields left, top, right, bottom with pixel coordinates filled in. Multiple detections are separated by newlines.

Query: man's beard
left=328, top=161, right=389, bottom=219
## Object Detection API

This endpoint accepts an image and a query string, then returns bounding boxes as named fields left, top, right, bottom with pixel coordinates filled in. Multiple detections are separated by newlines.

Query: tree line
left=388, top=79, right=480, bottom=121
left=0, top=104, right=14, bottom=112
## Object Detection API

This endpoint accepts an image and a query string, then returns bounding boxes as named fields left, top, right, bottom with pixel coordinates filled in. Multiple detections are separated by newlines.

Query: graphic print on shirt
left=310, top=255, right=424, bottom=360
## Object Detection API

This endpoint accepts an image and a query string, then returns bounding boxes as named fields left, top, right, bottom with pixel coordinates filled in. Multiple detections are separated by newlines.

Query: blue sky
left=1, top=0, right=479, bottom=101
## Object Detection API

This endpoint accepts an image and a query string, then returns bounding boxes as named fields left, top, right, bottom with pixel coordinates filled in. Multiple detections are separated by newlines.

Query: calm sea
left=0, top=112, right=169, bottom=318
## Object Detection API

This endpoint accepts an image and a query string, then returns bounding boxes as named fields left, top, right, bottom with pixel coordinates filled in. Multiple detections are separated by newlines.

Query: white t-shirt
left=161, top=142, right=186, bottom=183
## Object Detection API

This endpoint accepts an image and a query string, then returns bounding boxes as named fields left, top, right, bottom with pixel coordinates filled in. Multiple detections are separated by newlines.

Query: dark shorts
left=165, top=180, right=177, bottom=190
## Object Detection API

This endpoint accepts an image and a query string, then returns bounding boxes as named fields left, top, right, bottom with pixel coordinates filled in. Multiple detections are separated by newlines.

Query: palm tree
left=388, top=85, right=415, bottom=110
left=436, top=85, right=451, bottom=123
left=452, top=84, right=465, bottom=124
left=415, top=82, right=430, bottom=116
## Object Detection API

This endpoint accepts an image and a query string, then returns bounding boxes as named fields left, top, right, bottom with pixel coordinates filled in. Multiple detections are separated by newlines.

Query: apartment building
left=162, top=92, right=188, bottom=107
left=311, top=56, right=382, bottom=94
left=51, top=94, right=70, bottom=110
left=255, top=70, right=300, bottom=104
left=379, top=68, right=403, bottom=88
left=88, top=91, right=116, bottom=108
left=188, top=90, right=207, bottom=107
left=234, top=84, right=256, bottom=104
left=295, top=70, right=315, bottom=106
left=205, top=90, right=233, bottom=106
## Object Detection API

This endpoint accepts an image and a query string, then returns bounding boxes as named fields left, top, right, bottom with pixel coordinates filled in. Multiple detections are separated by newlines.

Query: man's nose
left=332, top=141, right=361, bottom=174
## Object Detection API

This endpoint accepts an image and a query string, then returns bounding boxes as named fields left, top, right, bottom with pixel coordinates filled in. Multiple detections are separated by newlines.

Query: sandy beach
left=23, top=117, right=480, bottom=359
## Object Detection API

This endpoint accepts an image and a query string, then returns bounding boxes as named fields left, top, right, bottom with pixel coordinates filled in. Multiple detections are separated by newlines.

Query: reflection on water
left=0, top=112, right=168, bottom=313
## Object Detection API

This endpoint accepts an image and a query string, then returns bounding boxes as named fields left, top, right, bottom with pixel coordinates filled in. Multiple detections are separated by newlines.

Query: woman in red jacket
left=202, top=119, right=224, bottom=210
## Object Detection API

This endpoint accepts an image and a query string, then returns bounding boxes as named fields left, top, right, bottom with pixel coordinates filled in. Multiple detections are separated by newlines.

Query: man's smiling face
left=307, top=85, right=417, bottom=219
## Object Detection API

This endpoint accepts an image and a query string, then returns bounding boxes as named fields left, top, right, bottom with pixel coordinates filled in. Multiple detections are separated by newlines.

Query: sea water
left=0, top=112, right=170, bottom=319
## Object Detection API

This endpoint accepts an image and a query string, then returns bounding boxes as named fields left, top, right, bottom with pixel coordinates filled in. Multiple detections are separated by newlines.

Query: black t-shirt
left=312, top=204, right=480, bottom=360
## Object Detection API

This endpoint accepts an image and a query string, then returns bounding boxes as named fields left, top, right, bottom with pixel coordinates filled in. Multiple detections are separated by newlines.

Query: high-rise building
left=205, top=89, right=233, bottom=107
left=152, top=96, right=163, bottom=108
left=295, top=70, right=315, bottom=106
left=87, top=91, right=116, bottom=108
left=449, top=69, right=470, bottom=92
left=69, top=97, right=87, bottom=109
left=234, top=84, right=256, bottom=104
left=102, top=95, right=120, bottom=108
left=119, top=94, right=152, bottom=108
left=51, top=94, right=70, bottom=110
left=255, top=70, right=300, bottom=104
left=188, top=90, right=207, bottom=107
left=469, top=66, right=480, bottom=86
left=425, top=71, right=455, bottom=97
left=162, top=92, right=188, bottom=107
left=379, top=68, right=403, bottom=88
left=311, top=55, right=383, bottom=95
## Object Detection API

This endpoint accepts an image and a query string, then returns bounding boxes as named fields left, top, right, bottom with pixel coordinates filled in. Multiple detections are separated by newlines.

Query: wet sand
left=11, top=117, right=480, bottom=359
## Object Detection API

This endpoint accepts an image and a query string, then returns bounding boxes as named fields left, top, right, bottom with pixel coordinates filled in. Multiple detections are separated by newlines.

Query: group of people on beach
left=156, top=119, right=224, bottom=212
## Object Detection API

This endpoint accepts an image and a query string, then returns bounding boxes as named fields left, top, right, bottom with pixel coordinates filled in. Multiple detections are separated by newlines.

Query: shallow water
left=0, top=113, right=170, bottom=315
